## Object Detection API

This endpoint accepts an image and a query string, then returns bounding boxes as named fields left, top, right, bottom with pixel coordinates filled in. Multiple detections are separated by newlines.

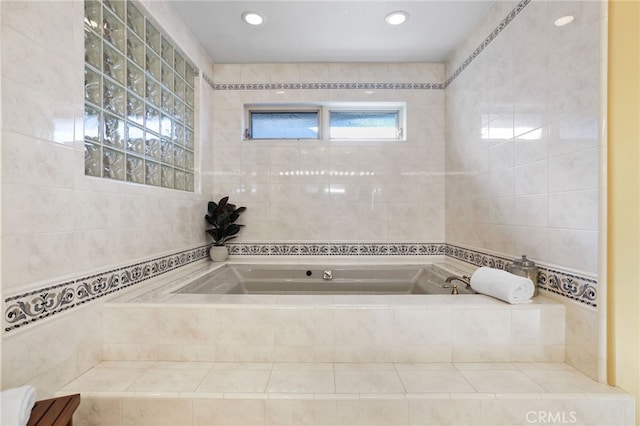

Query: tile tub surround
left=3, top=242, right=597, bottom=333
left=0, top=0, right=607, bottom=408
left=65, top=361, right=634, bottom=426
left=101, top=263, right=566, bottom=364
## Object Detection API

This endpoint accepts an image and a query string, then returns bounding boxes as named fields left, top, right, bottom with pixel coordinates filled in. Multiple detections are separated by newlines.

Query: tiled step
left=62, top=361, right=634, bottom=425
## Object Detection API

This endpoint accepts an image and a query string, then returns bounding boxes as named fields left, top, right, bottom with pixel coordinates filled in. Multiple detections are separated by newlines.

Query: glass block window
left=84, top=0, right=196, bottom=191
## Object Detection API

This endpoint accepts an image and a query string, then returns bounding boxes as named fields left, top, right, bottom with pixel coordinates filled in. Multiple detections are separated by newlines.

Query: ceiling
left=168, top=1, right=494, bottom=64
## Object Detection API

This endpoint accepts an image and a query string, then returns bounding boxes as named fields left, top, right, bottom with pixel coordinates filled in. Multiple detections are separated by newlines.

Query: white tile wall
left=445, top=0, right=601, bottom=275
left=210, top=63, right=445, bottom=243
left=0, top=0, right=215, bottom=396
left=444, top=0, right=603, bottom=379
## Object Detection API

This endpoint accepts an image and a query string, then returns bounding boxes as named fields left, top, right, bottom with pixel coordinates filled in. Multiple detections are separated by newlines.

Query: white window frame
left=244, top=102, right=406, bottom=142
left=244, top=105, right=323, bottom=140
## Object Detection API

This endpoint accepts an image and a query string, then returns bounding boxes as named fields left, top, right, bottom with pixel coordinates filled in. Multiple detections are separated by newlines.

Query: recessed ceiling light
left=554, top=15, right=574, bottom=27
left=242, top=11, right=264, bottom=26
left=364, top=90, right=375, bottom=95
left=385, top=11, right=409, bottom=26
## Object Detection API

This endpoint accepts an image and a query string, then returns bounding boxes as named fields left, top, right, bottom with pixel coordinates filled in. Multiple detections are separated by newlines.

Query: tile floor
left=63, top=361, right=619, bottom=398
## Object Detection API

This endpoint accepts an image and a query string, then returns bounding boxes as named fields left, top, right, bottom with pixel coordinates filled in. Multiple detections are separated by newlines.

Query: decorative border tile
left=3, top=245, right=210, bottom=333
left=537, top=267, right=598, bottom=307
left=445, top=244, right=512, bottom=270
left=202, top=72, right=215, bottom=91
left=211, top=82, right=444, bottom=91
left=3, top=240, right=598, bottom=334
left=227, top=242, right=446, bottom=256
left=226, top=242, right=600, bottom=307
left=444, top=0, right=531, bottom=88
left=445, top=244, right=598, bottom=307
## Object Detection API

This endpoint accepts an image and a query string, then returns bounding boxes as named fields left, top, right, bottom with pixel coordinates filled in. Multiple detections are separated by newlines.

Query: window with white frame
left=244, top=103, right=405, bottom=141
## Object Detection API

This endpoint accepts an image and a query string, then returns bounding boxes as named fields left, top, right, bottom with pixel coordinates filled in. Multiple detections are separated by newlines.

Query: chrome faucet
left=323, top=270, right=333, bottom=280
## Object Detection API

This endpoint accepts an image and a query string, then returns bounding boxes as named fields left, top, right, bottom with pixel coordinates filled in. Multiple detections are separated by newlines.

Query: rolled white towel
left=470, top=267, right=534, bottom=304
left=0, top=385, right=37, bottom=426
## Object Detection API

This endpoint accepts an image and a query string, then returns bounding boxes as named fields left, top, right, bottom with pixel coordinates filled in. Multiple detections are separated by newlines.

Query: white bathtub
left=172, top=264, right=474, bottom=295
left=105, top=260, right=565, bottom=364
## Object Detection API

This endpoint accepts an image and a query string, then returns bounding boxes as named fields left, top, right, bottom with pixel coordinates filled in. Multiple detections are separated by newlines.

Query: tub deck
left=104, top=273, right=567, bottom=365
left=82, top=261, right=634, bottom=425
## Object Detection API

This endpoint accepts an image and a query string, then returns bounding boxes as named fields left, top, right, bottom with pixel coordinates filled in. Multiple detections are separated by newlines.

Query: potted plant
left=205, top=196, right=246, bottom=261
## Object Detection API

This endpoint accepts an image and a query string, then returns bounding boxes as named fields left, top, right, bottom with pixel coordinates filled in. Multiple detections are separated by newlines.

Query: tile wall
left=0, top=0, right=215, bottom=396
left=0, top=0, right=606, bottom=398
left=444, top=0, right=603, bottom=379
left=445, top=0, right=601, bottom=275
left=210, top=63, right=446, bottom=243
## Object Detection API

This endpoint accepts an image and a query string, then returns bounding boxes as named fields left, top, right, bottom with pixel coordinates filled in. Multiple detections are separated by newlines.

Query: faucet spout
left=444, top=275, right=471, bottom=289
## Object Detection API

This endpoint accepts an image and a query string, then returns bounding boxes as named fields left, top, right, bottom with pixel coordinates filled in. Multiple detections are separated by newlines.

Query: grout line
left=332, top=362, right=337, bottom=394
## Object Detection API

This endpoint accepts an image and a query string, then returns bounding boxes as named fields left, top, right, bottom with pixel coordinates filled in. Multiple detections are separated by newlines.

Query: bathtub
left=172, top=263, right=475, bottom=295
left=105, top=261, right=565, bottom=364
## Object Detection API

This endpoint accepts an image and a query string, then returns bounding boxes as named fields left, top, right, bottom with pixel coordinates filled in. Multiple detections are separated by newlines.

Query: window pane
left=330, top=111, right=398, bottom=139
left=251, top=112, right=318, bottom=139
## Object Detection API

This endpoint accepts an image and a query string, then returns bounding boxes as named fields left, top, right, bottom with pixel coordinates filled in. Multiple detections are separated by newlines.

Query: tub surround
left=0, top=0, right=608, bottom=418
left=99, top=260, right=566, bottom=365
left=3, top=242, right=598, bottom=335
left=56, top=256, right=634, bottom=425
